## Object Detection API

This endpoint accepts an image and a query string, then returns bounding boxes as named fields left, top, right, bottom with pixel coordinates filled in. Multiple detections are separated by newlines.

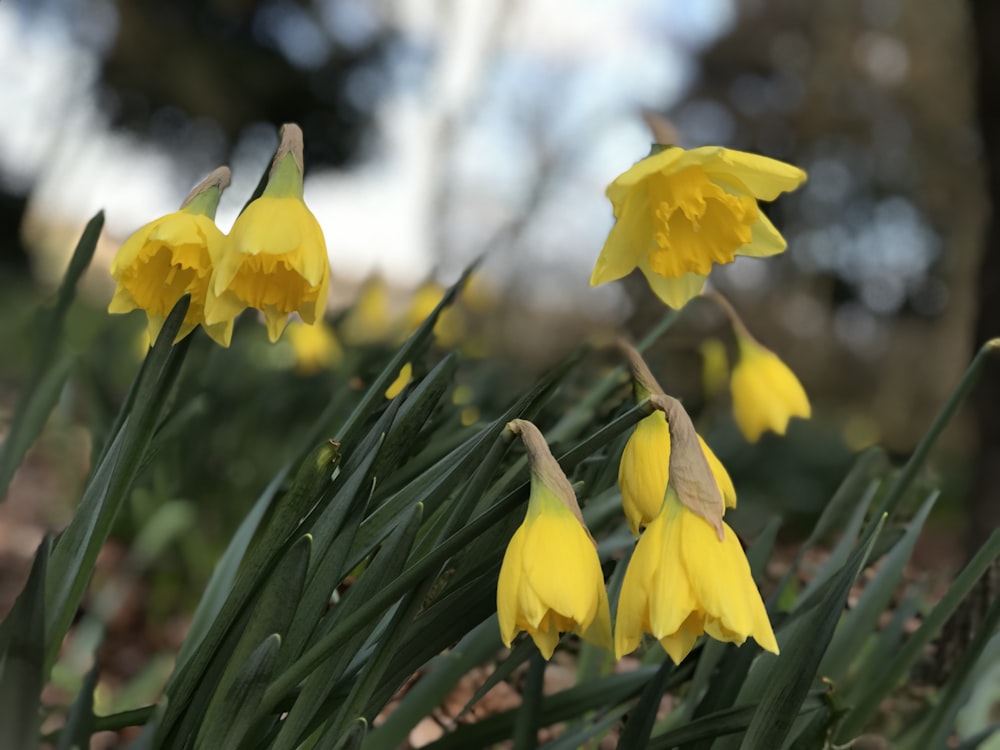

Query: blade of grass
left=0, top=535, right=50, bottom=750
left=737, top=516, right=884, bottom=749
left=872, top=338, right=999, bottom=523
left=836, top=528, right=1000, bottom=740
left=0, top=212, right=103, bottom=499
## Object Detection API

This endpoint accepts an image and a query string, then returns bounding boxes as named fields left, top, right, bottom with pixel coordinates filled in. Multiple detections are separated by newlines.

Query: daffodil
left=730, top=334, right=810, bottom=442
left=286, top=319, right=342, bottom=374
left=619, top=411, right=736, bottom=536
left=497, top=420, right=612, bottom=659
left=591, top=145, right=806, bottom=308
left=616, top=340, right=734, bottom=536
left=700, top=338, right=729, bottom=400
left=403, top=281, right=466, bottom=348
left=341, top=277, right=395, bottom=345
left=615, top=488, right=779, bottom=663
left=108, top=168, right=232, bottom=346
left=205, top=124, right=330, bottom=343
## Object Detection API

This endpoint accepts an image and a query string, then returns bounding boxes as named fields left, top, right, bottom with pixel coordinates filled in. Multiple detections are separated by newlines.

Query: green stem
left=872, top=338, right=1000, bottom=523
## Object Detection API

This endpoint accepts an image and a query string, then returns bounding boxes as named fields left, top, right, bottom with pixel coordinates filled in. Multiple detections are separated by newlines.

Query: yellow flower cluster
left=108, top=124, right=329, bottom=347
left=498, top=347, right=779, bottom=664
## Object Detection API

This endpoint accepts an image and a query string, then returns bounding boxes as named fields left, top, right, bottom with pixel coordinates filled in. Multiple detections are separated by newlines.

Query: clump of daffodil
left=497, top=419, right=612, bottom=659
left=205, top=123, right=329, bottom=343
left=614, top=487, right=778, bottom=663
left=285, top=319, right=342, bottom=375
left=709, top=292, right=811, bottom=442
left=109, top=167, right=233, bottom=346
left=617, top=341, right=736, bottom=536
left=591, top=143, right=806, bottom=308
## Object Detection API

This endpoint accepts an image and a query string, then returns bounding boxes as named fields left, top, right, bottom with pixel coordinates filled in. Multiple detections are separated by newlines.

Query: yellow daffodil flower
left=497, top=420, right=612, bottom=659
left=206, top=124, right=330, bottom=343
left=700, top=338, right=730, bottom=400
left=286, top=319, right=342, bottom=374
left=109, top=168, right=232, bottom=346
left=730, top=334, right=810, bottom=442
left=615, top=489, right=778, bottom=663
left=403, top=281, right=466, bottom=348
left=385, top=362, right=412, bottom=399
left=619, top=411, right=736, bottom=536
left=591, top=145, right=806, bottom=308
left=616, top=340, right=734, bottom=536
left=341, top=277, right=395, bottom=345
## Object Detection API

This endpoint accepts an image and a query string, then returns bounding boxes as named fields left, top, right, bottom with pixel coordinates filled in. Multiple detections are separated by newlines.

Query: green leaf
left=269, top=503, right=424, bottom=750
left=175, top=466, right=289, bottom=674
left=336, top=264, right=479, bottom=443
left=0, top=535, right=51, bottom=750
left=193, top=634, right=281, bottom=750
left=617, top=658, right=675, bottom=749
left=46, top=296, right=191, bottom=672
left=792, top=479, right=879, bottom=611
left=896, top=585, right=1000, bottom=749
left=0, top=211, right=103, bottom=500
left=735, top=516, right=884, bottom=750
left=872, top=338, right=1000, bottom=522
left=543, top=707, right=632, bottom=750
left=158, top=440, right=337, bottom=742
left=55, top=663, right=99, bottom=750
left=317, top=718, right=367, bottom=750
left=195, top=534, right=312, bottom=746
left=422, top=668, right=659, bottom=750
left=648, top=705, right=768, bottom=749
left=821, top=492, right=938, bottom=683
left=768, top=448, right=885, bottom=608
left=364, top=617, right=502, bottom=750
left=836, top=528, right=1000, bottom=740
left=513, top=652, right=545, bottom=750
left=372, top=352, right=457, bottom=479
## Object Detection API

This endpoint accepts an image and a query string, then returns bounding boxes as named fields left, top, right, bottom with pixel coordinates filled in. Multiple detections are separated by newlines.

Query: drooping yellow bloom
left=619, top=411, right=736, bottom=536
left=591, top=146, right=806, bottom=308
left=700, top=338, right=730, bottom=400
left=206, top=124, right=330, bottom=343
left=615, top=489, right=778, bottom=663
left=109, top=168, right=232, bottom=346
left=497, top=420, right=612, bottom=659
left=286, top=319, right=342, bottom=374
left=385, top=362, right=412, bottom=399
left=730, top=334, right=810, bottom=442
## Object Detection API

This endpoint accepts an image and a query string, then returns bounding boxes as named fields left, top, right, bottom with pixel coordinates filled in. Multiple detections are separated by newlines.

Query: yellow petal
left=736, top=211, right=788, bottom=258
left=731, top=338, right=810, bottom=442
left=688, top=146, right=807, bottom=201
left=678, top=507, right=778, bottom=654
left=497, top=525, right=528, bottom=647
left=698, top=435, right=737, bottom=510
left=591, top=190, right=652, bottom=286
left=606, top=146, right=686, bottom=198
left=618, top=412, right=671, bottom=536
left=637, top=259, right=706, bottom=309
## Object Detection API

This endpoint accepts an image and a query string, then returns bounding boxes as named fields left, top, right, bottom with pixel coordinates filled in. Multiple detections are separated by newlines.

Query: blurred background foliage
left=0, top=0, right=997, bottom=734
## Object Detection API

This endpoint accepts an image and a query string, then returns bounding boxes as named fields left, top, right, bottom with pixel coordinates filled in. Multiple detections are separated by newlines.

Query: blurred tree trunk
left=969, top=0, right=1000, bottom=549
left=922, top=0, right=1000, bottom=688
